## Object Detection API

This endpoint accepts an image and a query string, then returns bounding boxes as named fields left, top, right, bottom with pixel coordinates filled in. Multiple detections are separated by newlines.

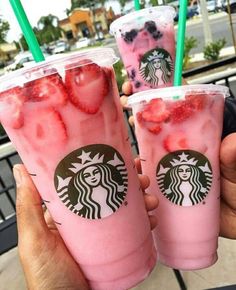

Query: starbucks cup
left=128, top=84, right=229, bottom=270
left=110, top=6, right=176, bottom=93
left=0, top=48, right=156, bottom=289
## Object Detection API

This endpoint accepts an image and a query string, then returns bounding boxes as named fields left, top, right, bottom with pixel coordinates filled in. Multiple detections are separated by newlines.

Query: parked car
left=206, top=0, right=224, bottom=12
left=174, top=5, right=199, bottom=22
left=53, top=41, right=70, bottom=54
left=4, top=52, right=34, bottom=72
left=222, top=0, right=236, bottom=13
left=4, top=51, right=50, bottom=73
left=74, top=37, right=94, bottom=49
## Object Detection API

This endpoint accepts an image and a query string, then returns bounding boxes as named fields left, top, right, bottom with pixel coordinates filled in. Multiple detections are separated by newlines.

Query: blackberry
left=123, top=29, right=138, bottom=43
left=135, top=81, right=141, bottom=89
left=144, top=21, right=157, bottom=34
left=153, top=31, right=163, bottom=40
left=130, top=69, right=136, bottom=80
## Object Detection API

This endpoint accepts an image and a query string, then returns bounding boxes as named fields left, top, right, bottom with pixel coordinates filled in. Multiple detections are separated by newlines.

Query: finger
left=144, top=194, right=159, bottom=211
left=122, top=81, right=132, bottom=96
left=13, top=164, right=48, bottom=240
left=134, top=158, right=142, bottom=174
left=220, top=133, right=236, bottom=183
left=221, top=175, right=236, bottom=210
left=138, top=174, right=150, bottom=190
left=120, top=95, right=128, bottom=107
left=149, top=215, right=158, bottom=231
left=220, top=199, right=236, bottom=239
left=44, top=209, right=57, bottom=230
left=129, top=115, right=135, bottom=126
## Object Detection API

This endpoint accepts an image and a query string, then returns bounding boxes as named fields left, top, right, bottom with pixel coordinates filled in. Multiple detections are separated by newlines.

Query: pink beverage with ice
left=128, top=85, right=228, bottom=270
left=110, top=6, right=176, bottom=93
left=0, top=48, right=156, bottom=289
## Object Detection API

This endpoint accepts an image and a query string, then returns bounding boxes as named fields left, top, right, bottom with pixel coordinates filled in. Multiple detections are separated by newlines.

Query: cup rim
left=110, top=5, right=176, bottom=35
left=127, top=84, right=230, bottom=106
left=0, top=48, right=119, bottom=93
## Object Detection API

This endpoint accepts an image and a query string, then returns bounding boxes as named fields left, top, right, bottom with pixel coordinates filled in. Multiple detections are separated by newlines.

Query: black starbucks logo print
left=54, top=144, right=128, bottom=219
left=139, top=48, right=173, bottom=86
left=156, top=150, right=213, bottom=207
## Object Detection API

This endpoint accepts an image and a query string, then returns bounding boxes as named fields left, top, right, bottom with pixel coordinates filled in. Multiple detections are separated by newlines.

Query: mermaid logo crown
left=147, top=51, right=165, bottom=62
left=69, top=151, right=123, bottom=173
left=170, top=152, right=198, bottom=167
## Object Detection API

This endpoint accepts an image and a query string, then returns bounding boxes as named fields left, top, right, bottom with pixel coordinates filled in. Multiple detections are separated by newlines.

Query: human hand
left=13, top=163, right=158, bottom=290
left=220, top=133, right=236, bottom=239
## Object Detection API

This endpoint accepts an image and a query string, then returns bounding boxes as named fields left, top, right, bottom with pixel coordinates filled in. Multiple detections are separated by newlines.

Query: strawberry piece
left=141, top=99, right=170, bottom=123
left=23, top=108, right=67, bottom=148
left=65, top=62, right=109, bottom=114
left=186, top=93, right=206, bottom=110
left=0, top=87, right=26, bottom=129
left=163, top=131, right=189, bottom=152
left=147, top=124, right=162, bottom=134
left=136, top=112, right=162, bottom=135
left=24, top=73, right=68, bottom=106
left=170, top=100, right=193, bottom=123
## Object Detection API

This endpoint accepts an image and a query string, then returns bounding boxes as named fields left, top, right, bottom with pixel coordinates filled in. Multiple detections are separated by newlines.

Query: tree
left=0, top=17, right=10, bottom=44
left=37, top=14, right=63, bottom=43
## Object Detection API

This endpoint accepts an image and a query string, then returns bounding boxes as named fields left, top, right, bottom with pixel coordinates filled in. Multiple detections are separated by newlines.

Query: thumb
left=220, top=133, right=236, bottom=183
left=13, top=164, right=48, bottom=240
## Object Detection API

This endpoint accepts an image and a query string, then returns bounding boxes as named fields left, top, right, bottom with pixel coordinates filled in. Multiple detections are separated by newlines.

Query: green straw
left=134, top=0, right=141, bottom=11
left=9, top=0, right=45, bottom=62
left=174, top=0, right=188, bottom=86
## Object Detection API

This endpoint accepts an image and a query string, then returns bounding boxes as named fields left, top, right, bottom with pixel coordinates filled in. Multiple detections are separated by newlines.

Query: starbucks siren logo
left=156, top=150, right=213, bottom=206
left=139, top=48, right=173, bottom=86
left=54, top=144, right=128, bottom=219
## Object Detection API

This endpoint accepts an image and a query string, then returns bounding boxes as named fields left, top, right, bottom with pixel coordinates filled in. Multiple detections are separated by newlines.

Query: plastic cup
left=0, top=48, right=156, bottom=289
left=128, top=84, right=229, bottom=270
left=110, top=6, right=176, bottom=93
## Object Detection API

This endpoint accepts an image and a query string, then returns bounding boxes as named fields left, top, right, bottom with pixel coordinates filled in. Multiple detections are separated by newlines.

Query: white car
left=4, top=51, right=50, bottom=73
left=75, top=38, right=92, bottom=49
left=4, top=52, right=35, bottom=72
left=53, top=42, right=69, bottom=54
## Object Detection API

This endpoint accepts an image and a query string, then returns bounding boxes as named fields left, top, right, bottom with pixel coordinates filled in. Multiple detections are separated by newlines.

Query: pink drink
left=128, top=85, right=228, bottom=270
left=110, top=6, right=176, bottom=93
left=0, top=49, right=156, bottom=289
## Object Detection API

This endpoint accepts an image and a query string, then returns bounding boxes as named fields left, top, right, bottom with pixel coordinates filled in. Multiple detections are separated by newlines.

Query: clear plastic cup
left=0, top=48, right=156, bottom=289
left=110, top=6, right=176, bottom=93
left=128, top=84, right=229, bottom=270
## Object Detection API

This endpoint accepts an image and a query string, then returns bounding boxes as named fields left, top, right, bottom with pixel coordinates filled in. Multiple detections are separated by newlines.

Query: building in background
left=59, top=7, right=116, bottom=42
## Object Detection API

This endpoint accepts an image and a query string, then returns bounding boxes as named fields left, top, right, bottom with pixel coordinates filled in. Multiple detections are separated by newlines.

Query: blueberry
left=131, top=69, right=136, bottom=80
left=144, top=21, right=157, bottom=34
left=123, top=29, right=138, bottom=43
left=153, top=31, right=163, bottom=40
left=135, top=81, right=141, bottom=89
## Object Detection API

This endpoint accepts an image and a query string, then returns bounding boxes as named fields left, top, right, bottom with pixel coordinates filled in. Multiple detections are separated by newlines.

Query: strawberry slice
left=170, top=100, right=193, bottom=123
left=163, top=131, right=189, bottom=152
left=0, top=87, right=26, bottom=129
left=136, top=112, right=162, bottom=135
left=65, top=62, right=109, bottom=114
left=141, top=99, right=170, bottom=123
left=24, top=73, right=68, bottom=106
left=185, top=93, right=207, bottom=110
left=23, top=108, right=67, bottom=148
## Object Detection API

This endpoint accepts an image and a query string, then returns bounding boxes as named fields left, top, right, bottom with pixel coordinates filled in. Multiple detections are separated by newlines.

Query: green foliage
left=203, top=38, right=226, bottom=61
left=183, top=36, right=198, bottom=69
left=0, top=17, right=10, bottom=44
left=149, top=0, right=158, bottom=6
left=113, top=60, right=125, bottom=93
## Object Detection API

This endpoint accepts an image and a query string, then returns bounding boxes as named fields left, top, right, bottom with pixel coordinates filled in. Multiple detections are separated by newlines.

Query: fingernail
left=13, top=166, right=22, bottom=187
